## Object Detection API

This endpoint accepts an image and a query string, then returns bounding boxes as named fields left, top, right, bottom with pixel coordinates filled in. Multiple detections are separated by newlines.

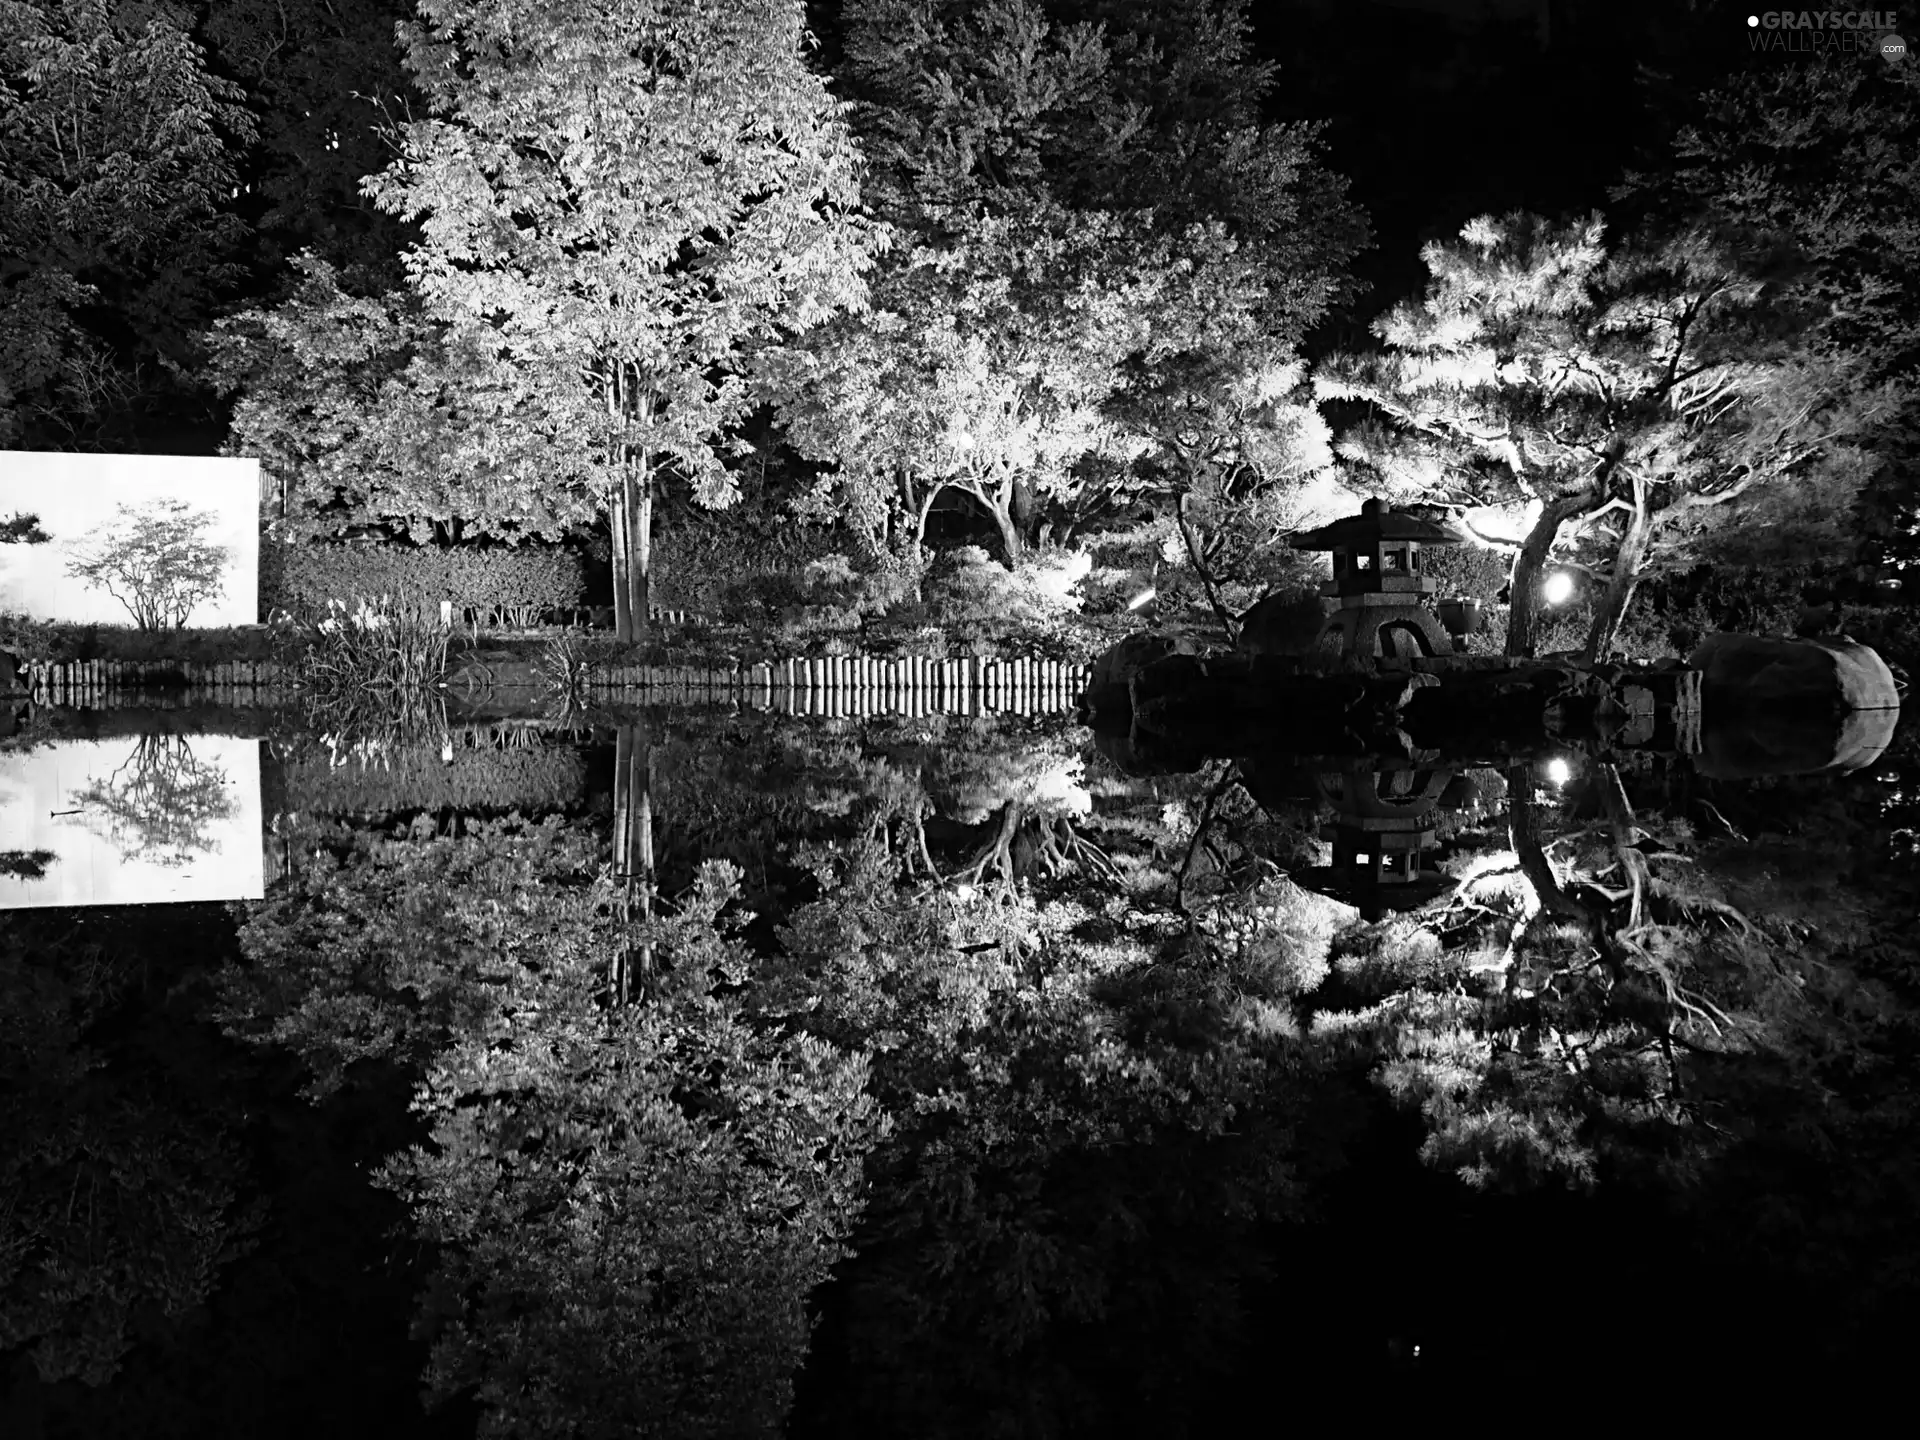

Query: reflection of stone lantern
left=1289, top=497, right=1462, bottom=660
left=1293, top=758, right=1459, bottom=920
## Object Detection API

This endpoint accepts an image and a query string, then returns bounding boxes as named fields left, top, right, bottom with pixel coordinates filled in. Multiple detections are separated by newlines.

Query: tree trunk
left=1582, top=472, right=1652, bottom=664
left=611, top=481, right=633, bottom=643
left=913, top=484, right=938, bottom=563
left=1505, top=491, right=1598, bottom=657
left=630, top=465, right=652, bottom=642
left=1505, top=762, right=1592, bottom=925
left=613, top=723, right=655, bottom=1004
left=968, top=476, right=1023, bottom=566
left=1177, top=491, right=1239, bottom=644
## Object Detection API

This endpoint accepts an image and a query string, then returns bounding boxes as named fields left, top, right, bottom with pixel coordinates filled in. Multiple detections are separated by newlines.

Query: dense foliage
left=0, top=0, right=254, bottom=449
left=263, top=537, right=588, bottom=622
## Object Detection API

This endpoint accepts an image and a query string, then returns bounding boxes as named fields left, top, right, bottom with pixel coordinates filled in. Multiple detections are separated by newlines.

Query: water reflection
left=5, top=698, right=1916, bottom=1432
left=0, top=731, right=262, bottom=907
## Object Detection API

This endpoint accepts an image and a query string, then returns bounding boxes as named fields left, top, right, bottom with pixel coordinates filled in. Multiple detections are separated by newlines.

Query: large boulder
left=0, top=649, right=26, bottom=697
left=1688, top=633, right=1900, bottom=717
left=1238, top=588, right=1332, bottom=656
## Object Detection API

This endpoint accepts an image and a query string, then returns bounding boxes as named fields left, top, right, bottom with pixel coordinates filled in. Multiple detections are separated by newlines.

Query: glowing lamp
left=1544, top=757, right=1572, bottom=785
left=1542, top=570, right=1575, bottom=606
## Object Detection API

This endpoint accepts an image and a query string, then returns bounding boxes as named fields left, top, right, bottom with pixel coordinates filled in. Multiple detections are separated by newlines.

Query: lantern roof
left=1288, top=496, right=1464, bottom=551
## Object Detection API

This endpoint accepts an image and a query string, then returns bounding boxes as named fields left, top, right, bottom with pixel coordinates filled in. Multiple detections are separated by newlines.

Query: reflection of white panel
left=0, top=735, right=265, bottom=908
left=0, top=451, right=259, bottom=626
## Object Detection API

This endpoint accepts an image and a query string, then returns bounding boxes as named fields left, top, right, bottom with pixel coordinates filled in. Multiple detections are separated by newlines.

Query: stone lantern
left=1291, top=758, right=1461, bottom=921
left=1288, top=497, right=1462, bottom=659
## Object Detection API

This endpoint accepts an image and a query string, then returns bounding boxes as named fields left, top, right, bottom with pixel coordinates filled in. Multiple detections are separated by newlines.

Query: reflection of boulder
left=1090, top=724, right=1206, bottom=777
left=1689, top=633, right=1900, bottom=716
left=1238, top=588, right=1332, bottom=656
left=1695, top=704, right=1901, bottom=780
left=1238, top=754, right=1322, bottom=811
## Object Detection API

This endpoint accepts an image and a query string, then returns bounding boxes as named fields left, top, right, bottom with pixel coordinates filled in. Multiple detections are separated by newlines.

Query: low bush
left=1419, top=543, right=1511, bottom=603
left=921, top=545, right=1092, bottom=642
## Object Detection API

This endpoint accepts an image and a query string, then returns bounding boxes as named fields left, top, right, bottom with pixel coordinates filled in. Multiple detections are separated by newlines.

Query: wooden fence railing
left=22, top=653, right=1096, bottom=715
left=588, top=656, right=1093, bottom=717
left=23, top=658, right=293, bottom=708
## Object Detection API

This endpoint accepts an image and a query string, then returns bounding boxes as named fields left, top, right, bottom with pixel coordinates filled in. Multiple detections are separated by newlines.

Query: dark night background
left=5, top=1, right=1919, bottom=1435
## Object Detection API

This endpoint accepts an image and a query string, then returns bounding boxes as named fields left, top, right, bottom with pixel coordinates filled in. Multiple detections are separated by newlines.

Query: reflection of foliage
left=380, top=862, right=883, bottom=1440
left=763, top=830, right=1319, bottom=1436
left=0, top=510, right=49, bottom=544
left=226, top=816, right=624, bottom=1099
left=65, top=733, right=236, bottom=868
left=280, top=737, right=587, bottom=817
left=227, top=823, right=883, bottom=1436
left=63, top=498, right=233, bottom=630
left=1316, top=759, right=1920, bottom=1199
left=0, top=911, right=250, bottom=1386
left=0, top=846, right=55, bottom=879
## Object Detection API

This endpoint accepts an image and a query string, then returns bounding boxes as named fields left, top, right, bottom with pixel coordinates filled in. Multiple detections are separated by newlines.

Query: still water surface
left=4, top=705, right=1917, bottom=1433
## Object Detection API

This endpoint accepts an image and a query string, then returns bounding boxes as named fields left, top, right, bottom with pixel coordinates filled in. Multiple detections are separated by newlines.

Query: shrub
left=291, top=597, right=451, bottom=738
left=265, top=540, right=587, bottom=623
left=922, top=545, right=1090, bottom=640
left=640, top=510, right=850, bottom=616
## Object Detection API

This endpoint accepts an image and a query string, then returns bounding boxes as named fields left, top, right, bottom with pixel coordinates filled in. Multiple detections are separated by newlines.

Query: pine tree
left=1317, top=212, right=1892, bottom=659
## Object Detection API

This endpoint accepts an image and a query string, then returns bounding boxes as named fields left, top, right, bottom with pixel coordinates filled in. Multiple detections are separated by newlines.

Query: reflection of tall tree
left=379, top=863, right=881, bottom=1439
left=227, top=818, right=883, bottom=1435
left=66, top=733, right=236, bottom=867
left=1341, top=755, right=1917, bottom=1193
left=612, top=723, right=655, bottom=1003
left=913, top=802, right=1118, bottom=898
left=766, top=830, right=1321, bottom=1436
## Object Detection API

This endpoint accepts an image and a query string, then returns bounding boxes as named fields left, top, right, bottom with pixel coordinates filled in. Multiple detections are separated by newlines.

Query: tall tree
left=211, top=253, right=592, bottom=544
left=353, top=0, right=881, bottom=642
left=1318, top=213, right=1892, bottom=659
left=0, top=0, right=254, bottom=450
left=1613, top=52, right=1920, bottom=582
left=764, top=0, right=1364, bottom=573
left=199, top=0, right=420, bottom=292
left=763, top=199, right=1161, bottom=565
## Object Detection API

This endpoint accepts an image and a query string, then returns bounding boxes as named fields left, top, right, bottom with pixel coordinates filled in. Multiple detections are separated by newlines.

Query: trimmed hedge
left=264, top=540, right=587, bottom=620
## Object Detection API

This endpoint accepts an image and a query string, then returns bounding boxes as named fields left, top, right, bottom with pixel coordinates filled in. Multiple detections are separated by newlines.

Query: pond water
left=4, top=700, right=1917, bottom=1433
